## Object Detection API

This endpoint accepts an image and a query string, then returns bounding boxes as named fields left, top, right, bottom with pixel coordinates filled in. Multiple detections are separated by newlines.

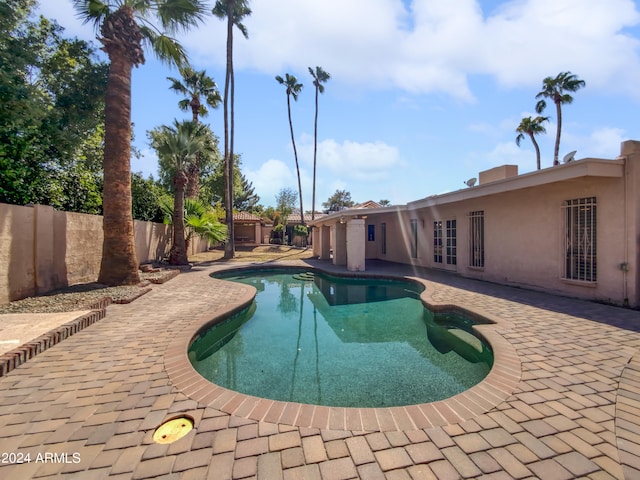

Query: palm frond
left=156, top=0, right=208, bottom=33
left=141, top=27, right=189, bottom=66
left=73, top=0, right=112, bottom=30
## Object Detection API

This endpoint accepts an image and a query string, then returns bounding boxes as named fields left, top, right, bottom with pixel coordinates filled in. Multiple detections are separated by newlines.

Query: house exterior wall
left=235, top=223, right=257, bottom=244
left=0, top=203, right=209, bottom=304
left=312, top=140, right=640, bottom=308
left=365, top=176, right=630, bottom=305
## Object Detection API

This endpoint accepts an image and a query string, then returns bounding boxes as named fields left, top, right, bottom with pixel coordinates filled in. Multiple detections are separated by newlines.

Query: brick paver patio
left=0, top=259, right=639, bottom=479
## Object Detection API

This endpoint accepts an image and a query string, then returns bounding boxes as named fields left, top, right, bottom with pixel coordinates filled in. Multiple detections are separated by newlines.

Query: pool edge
left=164, top=263, right=522, bottom=432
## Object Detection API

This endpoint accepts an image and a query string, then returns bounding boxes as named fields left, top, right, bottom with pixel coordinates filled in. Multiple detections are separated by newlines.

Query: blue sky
left=41, top=0, right=640, bottom=209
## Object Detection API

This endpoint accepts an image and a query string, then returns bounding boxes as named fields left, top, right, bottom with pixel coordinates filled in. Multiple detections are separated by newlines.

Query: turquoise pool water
left=189, top=270, right=493, bottom=408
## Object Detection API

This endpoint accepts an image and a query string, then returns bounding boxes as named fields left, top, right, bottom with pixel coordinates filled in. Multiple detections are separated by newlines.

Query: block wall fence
left=0, top=204, right=209, bottom=304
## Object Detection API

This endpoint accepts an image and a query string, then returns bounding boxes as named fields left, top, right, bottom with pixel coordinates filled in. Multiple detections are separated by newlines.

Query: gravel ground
left=0, top=269, right=180, bottom=314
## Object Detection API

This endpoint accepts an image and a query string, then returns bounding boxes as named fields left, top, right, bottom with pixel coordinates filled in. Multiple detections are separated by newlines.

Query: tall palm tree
left=535, top=71, right=585, bottom=165
left=73, top=0, right=207, bottom=285
left=213, top=0, right=251, bottom=259
left=276, top=73, right=305, bottom=224
left=516, top=116, right=549, bottom=170
left=154, top=120, right=211, bottom=265
left=308, top=66, right=330, bottom=221
left=167, top=66, right=221, bottom=198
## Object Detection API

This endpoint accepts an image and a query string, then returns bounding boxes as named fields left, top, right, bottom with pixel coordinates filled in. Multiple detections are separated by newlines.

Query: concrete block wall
left=0, top=203, right=208, bottom=304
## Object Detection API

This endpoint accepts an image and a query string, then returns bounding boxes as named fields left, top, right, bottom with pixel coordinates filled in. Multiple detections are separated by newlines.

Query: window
left=410, top=219, right=418, bottom=258
left=564, top=197, right=597, bottom=282
left=381, top=223, right=387, bottom=255
left=469, top=211, right=484, bottom=268
left=446, top=219, right=457, bottom=265
left=368, top=224, right=375, bottom=241
left=433, top=221, right=443, bottom=263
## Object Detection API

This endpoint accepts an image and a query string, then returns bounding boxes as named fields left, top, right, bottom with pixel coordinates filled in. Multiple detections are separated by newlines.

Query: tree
left=535, top=71, right=585, bottom=165
left=158, top=197, right=227, bottom=251
left=275, top=73, right=305, bottom=224
left=213, top=0, right=251, bottom=259
left=234, top=173, right=260, bottom=211
left=152, top=122, right=221, bottom=201
left=131, top=172, right=166, bottom=222
left=516, top=116, right=549, bottom=171
left=379, top=199, right=391, bottom=206
left=272, top=187, right=297, bottom=244
left=73, top=0, right=207, bottom=285
left=152, top=120, right=212, bottom=265
left=167, top=66, right=221, bottom=198
left=201, top=154, right=259, bottom=211
left=275, top=187, right=298, bottom=224
left=0, top=3, right=107, bottom=210
left=323, top=189, right=354, bottom=212
left=308, top=66, right=330, bottom=221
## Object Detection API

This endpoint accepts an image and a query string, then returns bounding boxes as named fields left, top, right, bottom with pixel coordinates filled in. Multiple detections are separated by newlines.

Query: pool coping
left=164, top=265, right=521, bottom=432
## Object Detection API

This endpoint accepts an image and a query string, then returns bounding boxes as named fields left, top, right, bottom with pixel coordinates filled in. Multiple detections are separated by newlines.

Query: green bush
left=293, top=224, right=308, bottom=237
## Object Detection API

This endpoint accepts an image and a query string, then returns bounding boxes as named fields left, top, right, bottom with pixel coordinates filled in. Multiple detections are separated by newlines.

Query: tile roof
left=233, top=212, right=263, bottom=222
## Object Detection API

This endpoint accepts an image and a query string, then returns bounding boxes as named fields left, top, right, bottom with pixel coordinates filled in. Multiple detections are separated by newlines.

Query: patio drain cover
left=153, top=416, right=194, bottom=444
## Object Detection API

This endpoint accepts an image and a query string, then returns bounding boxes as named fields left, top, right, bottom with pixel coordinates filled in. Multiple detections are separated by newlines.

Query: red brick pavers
left=0, top=259, right=639, bottom=479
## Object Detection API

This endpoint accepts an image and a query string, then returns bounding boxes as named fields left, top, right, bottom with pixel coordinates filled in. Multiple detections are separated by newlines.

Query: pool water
left=189, top=270, right=493, bottom=408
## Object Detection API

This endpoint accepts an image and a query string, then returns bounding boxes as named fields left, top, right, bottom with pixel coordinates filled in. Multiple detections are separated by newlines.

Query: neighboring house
left=283, top=212, right=327, bottom=246
left=311, top=140, right=640, bottom=308
left=232, top=212, right=265, bottom=246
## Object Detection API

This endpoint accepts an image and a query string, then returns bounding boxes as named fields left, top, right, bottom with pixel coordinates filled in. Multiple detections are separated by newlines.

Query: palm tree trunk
left=229, top=26, right=236, bottom=251
left=169, top=172, right=189, bottom=265
left=186, top=100, right=200, bottom=199
left=98, top=51, right=140, bottom=286
left=223, top=0, right=234, bottom=258
left=312, top=85, right=319, bottom=221
left=287, top=94, right=304, bottom=225
left=554, top=99, right=562, bottom=165
left=530, top=133, right=542, bottom=170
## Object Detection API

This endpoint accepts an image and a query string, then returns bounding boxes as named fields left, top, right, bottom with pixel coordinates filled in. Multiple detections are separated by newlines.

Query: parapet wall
left=0, top=204, right=208, bottom=304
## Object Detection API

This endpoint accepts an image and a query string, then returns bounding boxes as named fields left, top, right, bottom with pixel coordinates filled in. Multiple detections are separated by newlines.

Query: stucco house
left=311, top=140, right=640, bottom=308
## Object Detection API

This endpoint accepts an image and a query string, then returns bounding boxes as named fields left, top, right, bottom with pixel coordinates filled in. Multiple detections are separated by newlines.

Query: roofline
left=310, top=204, right=407, bottom=225
left=310, top=157, right=623, bottom=225
left=408, top=157, right=622, bottom=209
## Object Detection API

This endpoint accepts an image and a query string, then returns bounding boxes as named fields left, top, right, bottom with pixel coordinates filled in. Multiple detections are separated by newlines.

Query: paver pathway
left=0, top=259, right=639, bottom=479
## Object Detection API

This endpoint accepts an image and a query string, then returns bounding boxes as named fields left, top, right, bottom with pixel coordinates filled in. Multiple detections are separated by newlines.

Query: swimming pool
left=189, top=269, right=493, bottom=408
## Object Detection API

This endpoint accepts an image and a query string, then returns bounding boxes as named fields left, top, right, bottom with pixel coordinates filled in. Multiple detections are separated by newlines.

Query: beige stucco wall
left=0, top=204, right=210, bottom=304
left=309, top=141, right=640, bottom=307
left=0, top=204, right=36, bottom=302
left=362, top=165, right=634, bottom=306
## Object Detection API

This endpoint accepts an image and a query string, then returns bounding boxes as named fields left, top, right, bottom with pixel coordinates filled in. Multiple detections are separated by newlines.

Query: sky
left=39, top=0, right=640, bottom=209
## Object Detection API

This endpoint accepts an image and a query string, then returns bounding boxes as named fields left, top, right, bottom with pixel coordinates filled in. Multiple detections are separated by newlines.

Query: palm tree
left=73, top=0, right=207, bottom=285
left=535, top=71, right=585, bottom=165
left=213, top=0, right=251, bottom=259
left=159, top=196, right=227, bottom=252
left=275, top=73, right=304, bottom=224
left=154, top=120, right=211, bottom=265
left=167, top=66, right=221, bottom=198
left=308, top=66, right=330, bottom=221
left=516, top=116, right=549, bottom=170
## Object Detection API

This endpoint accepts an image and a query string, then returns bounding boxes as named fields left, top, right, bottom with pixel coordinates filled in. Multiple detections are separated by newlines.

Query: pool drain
left=153, top=416, right=194, bottom=444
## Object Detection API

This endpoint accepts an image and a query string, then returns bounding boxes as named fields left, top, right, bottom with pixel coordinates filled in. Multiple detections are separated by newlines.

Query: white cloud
left=245, top=159, right=296, bottom=205
left=48, top=0, right=640, bottom=101
left=563, top=127, right=627, bottom=158
left=184, top=0, right=640, bottom=100
left=298, top=137, right=404, bottom=182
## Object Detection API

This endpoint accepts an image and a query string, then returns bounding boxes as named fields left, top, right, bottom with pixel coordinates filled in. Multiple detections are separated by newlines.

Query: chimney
left=479, top=165, right=518, bottom=185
